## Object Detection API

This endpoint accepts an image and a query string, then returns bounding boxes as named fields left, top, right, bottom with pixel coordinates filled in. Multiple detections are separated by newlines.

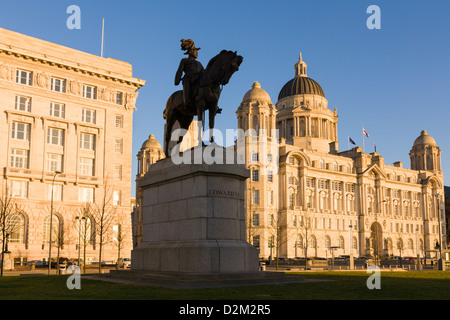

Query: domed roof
left=413, top=130, right=437, bottom=147
left=278, top=52, right=326, bottom=101
left=242, top=82, right=272, bottom=103
left=278, top=76, right=325, bottom=101
left=141, top=134, right=162, bottom=150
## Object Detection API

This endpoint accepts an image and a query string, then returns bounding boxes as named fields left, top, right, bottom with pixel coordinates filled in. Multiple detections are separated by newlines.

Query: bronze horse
left=163, top=50, right=243, bottom=157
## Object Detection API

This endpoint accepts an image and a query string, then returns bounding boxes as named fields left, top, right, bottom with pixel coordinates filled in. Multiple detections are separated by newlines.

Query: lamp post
left=48, top=171, right=61, bottom=275
left=434, top=193, right=444, bottom=271
left=75, top=216, right=86, bottom=269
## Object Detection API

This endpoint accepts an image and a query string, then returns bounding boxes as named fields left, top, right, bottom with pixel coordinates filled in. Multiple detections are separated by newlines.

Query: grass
left=1, top=271, right=450, bottom=300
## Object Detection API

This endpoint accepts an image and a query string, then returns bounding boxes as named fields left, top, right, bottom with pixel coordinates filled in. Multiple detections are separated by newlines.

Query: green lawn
left=1, top=271, right=450, bottom=300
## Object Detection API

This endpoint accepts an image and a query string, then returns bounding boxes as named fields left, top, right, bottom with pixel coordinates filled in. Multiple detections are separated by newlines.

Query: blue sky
left=1, top=0, right=449, bottom=194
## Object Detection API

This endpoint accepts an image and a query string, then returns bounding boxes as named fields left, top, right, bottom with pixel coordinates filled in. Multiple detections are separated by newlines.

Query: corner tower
left=410, top=130, right=442, bottom=173
left=276, top=53, right=339, bottom=153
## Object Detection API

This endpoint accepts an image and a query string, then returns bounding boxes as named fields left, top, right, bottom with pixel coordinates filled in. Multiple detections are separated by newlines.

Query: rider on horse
left=174, top=39, right=204, bottom=113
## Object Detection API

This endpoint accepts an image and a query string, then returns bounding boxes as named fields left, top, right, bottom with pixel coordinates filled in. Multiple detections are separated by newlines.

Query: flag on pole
left=349, top=137, right=356, bottom=145
left=363, top=128, right=370, bottom=138
left=374, top=143, right=377, bottom=153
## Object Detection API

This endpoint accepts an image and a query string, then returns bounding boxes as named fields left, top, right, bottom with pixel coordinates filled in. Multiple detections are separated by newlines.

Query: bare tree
left=92, top=177, right=115, bottom=273
left=53, top=208, right=75, bottom=274
left=113, top=224, right=128, bottom=268
left=298, top=213, right=313, bottom=270
left=0, top=182, right=23, bottom=276
left=75, top=203, right=94, bottom=274
left=265, top=212, right=296, bottom=270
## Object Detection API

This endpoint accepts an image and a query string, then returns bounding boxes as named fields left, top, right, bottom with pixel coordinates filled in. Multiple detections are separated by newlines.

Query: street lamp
left=434, top=193, right=444, bottom=271
left=75, top=216, right=86, bottom=269
left=48, top=171, right=62, bottom=276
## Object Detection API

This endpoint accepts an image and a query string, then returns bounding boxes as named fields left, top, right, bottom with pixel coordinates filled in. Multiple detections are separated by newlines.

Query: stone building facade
left=236, top=54, right=446, bottom=260
left=0, top=28, right=145, bottom=265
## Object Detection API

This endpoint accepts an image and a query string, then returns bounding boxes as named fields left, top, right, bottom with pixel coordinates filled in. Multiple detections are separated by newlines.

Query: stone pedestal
left=132, top=145, right=259, bottom=274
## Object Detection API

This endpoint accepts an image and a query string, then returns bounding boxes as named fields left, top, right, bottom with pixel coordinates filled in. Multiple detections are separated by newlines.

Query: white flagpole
left=362, top=127, right=365, bottom=153
left=101, top=18, right=105, bottom=58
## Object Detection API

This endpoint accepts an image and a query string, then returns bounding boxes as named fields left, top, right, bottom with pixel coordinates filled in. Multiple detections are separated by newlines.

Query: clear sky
left=1, top=0, right=449, bottom=195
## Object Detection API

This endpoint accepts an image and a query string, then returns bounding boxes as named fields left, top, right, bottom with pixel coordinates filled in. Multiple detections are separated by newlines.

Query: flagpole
left=362, top=127, right=365, bottom=153
left=101, top=18, right=105, bottom=58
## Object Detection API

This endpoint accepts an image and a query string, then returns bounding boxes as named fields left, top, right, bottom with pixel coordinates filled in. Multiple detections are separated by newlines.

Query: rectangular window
left=11, top=122, right=31, bottom=141
left=114, top=164, right=122, bottom=180
left=113, top=225, right=121, bottom=243
left=269, top=214, right=274, bottom=226
left=115, top=115, right=124, bottom=128
left=9, top=180, right=28, bottom=198
left=82, top=109, right=97, bottom=124
left=116, top=92, right=123, bottom=105
left=251, top=153, right=259, bottom=162
left=15, top=96, right=32, bottom=112
left=10, top=149, right=29, bottom=169
left=252, top=190, right=260, bottom=205
left=80, top=133, right=96, bottom=151
left=251, top=170, right=259, bottom=182
left=268, top=190, right=273, bottom=205
left=15, top=69, right=33, bottom=86
left=113, top=190, right=121, bottom=206
left=252, top=235, right=260, bottom=249
left=289, top=194, right=294, bottom=208
left=51, top=78, right=66, bottom=93
left=252, top=214, right=260, bottom=227
left=115, top=139, right=123, bottom=154
left=319, top=179, right=328, bottom=189
left=46, top=153, right=63, bottom=172
left=79, top=158, right=95, bottom=176
left=78, top=187, right=94, bottom=203
left=47, top=128, right=65, bottom=146
left=83, top=85, right=97, bottom=99
left=50, top=102, right=65, bottom=119
left=45, top=184, right=63, bottom=202
left=267, top=170, right=273, bottom=183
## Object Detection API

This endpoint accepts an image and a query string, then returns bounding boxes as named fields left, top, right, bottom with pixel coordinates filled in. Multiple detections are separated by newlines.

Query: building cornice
left=0, top=46, right=146, bottom=90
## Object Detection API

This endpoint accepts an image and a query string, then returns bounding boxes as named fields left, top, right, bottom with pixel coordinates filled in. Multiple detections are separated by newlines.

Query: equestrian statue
left=163, top=39, right=243, bottom=157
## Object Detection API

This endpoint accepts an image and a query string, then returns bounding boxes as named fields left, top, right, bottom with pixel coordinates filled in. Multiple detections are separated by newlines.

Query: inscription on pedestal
left=208, top=189, right=239, bottom=199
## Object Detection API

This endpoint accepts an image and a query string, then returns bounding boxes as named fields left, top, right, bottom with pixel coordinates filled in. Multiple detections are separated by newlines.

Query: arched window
left=352, top=237, right=358, bottom=250
left=338, top=236, right=345, bottom=250
left=43, top=215, right=60, bottom=245
left=252, top=115, right=259, bottom=132
left=324, top=236, right=331, bottom=250
left=407, top=239, right=414, bottom=250
left=333, top=162, right=338, bottom=171
left=308, top=236, right=316, bottom=249
left=8, top=213, right=25, bottom=243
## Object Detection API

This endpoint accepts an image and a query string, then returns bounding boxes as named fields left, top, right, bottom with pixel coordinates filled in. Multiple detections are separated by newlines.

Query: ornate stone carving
left=36, top=72, right=49, bottom=88
left=69, top=80, right=81, bottom=95
left=0, top=64, right=13, bottom=81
